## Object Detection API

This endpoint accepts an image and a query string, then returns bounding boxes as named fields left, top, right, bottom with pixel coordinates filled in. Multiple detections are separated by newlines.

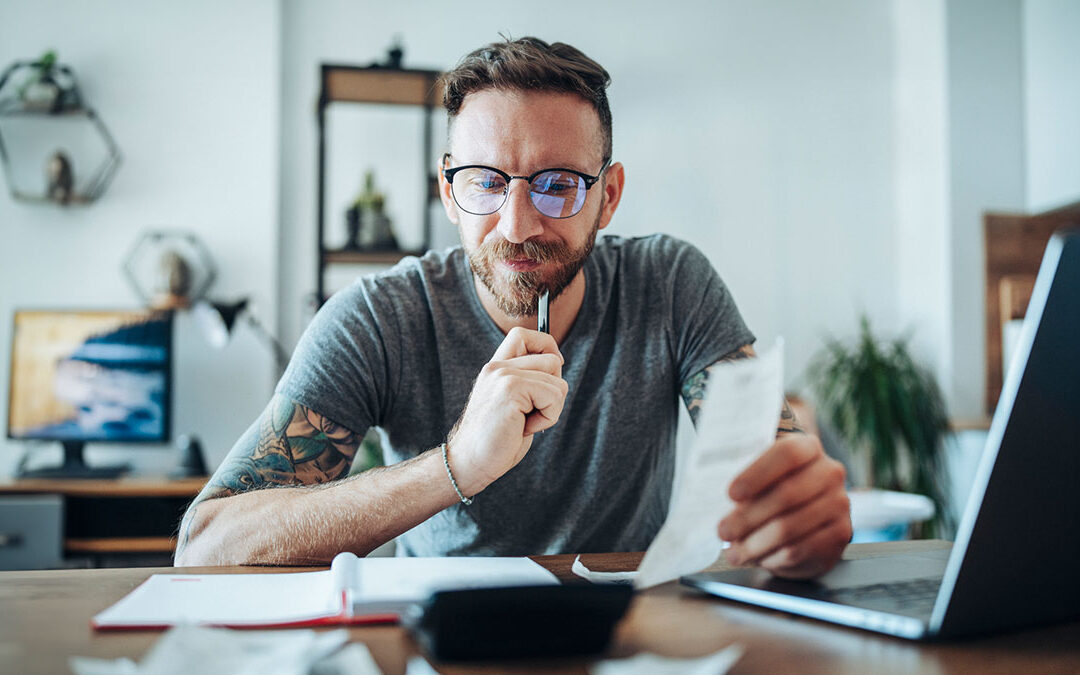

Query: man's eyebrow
left=446, top=154, right=598, bottom=175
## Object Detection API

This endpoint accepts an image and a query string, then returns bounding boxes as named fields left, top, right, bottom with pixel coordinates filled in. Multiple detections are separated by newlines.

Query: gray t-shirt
left=276, top=234, right=754, bottom=556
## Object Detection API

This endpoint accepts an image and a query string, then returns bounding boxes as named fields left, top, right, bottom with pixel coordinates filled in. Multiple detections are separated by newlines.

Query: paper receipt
left=632, top=341, right=784, bottom=589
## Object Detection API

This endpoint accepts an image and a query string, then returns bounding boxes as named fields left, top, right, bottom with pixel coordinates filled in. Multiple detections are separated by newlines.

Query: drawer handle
left=0, top=533, right=25, bottom=548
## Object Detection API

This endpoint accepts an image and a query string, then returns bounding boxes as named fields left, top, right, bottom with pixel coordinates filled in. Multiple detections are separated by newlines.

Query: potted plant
left=15, top=50, right=80, bottom=112
left=807, top=316, right=951, bottom=536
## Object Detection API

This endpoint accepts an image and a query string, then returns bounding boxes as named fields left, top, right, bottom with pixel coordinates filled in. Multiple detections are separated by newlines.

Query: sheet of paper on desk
left=93, top=568, right=341, bottom=628
left=632, top=341, right=783, bottom=589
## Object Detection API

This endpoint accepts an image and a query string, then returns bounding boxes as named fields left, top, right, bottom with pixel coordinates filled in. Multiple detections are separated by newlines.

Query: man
left=176, top=37, right=851, bottom=579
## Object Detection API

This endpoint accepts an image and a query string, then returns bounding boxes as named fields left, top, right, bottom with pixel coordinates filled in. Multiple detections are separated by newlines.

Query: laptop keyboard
left=823, top=577, right=941, bottom=616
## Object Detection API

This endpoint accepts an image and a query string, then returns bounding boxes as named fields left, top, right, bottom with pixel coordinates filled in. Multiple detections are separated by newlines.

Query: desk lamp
left=192, top=298, right=289, bottom=372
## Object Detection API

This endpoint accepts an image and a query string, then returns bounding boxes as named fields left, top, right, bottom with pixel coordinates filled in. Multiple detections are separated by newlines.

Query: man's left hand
left=718, top=434, right=852, bottom=579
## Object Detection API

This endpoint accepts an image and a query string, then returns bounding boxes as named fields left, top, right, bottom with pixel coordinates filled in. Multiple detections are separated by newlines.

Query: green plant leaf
left=807, top=315, right=951, bottom=535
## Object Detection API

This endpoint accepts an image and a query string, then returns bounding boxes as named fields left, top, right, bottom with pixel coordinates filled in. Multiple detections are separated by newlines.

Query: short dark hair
left=441, top=37, right=612, bottom=160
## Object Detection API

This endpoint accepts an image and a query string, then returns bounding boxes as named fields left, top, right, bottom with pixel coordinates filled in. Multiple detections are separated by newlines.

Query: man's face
left=440, top=89, right=616, bottom=318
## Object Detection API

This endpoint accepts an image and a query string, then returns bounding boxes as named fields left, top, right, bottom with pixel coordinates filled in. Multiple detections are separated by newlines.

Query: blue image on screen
left=25, top=316, right=171, bottom=442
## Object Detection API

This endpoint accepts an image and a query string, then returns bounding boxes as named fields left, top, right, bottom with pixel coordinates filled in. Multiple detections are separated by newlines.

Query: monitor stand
left=18, top=441, right=132, bottom=479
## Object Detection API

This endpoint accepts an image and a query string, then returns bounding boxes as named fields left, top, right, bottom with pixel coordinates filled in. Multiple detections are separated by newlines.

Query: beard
left=466, top=216, right=600, bottom=319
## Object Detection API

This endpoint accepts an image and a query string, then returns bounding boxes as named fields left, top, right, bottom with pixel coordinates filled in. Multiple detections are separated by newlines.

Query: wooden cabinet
left=0, top=477, right=205, bottom=567
left=316, top=64, right=444, bottom=303
left=983, top=201, right=1080, bottom=413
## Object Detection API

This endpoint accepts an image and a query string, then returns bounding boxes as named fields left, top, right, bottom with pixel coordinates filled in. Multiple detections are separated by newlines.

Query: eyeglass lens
left=451, top=168, right=588, bottom=218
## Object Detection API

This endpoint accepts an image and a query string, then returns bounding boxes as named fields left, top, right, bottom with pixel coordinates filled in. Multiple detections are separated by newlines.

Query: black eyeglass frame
left=441, top=154, right=611, bottom=218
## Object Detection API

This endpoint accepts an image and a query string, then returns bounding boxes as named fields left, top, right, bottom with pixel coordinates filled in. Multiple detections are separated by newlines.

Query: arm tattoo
left=680, top=343, right=805, bottom=436
left=215, top=395, right=361, bottom=494
left=776, top=398, right=805, bottom=436
left=186, top=395, right=362, bottom=507
left=177, top=395, right=362, bottom=560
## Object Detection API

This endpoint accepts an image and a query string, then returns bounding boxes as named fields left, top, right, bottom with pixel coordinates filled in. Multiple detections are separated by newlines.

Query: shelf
left=3, top=192, right=93, bottom=205
left=323, top=66, right=441, bottom=107
left=0, top=476, right=206, bottom=498
left=949, top=417, right=992, bottom=432
left=0, top=101, right=91, bottom=117
left=316, top=63, right=444, bottom=303
left=0, top=477, right=203, bottom=561
left=322, top=249, right=423, bottom=265
left=0, top=82, right=122, bottom=204
left=65, top=536, right=177, bottom=554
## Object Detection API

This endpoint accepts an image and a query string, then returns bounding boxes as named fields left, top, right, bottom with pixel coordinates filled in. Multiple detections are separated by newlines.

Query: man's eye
left=469, top=177, right=504, bottom=191
left=535, top=173, right=578, bottom=194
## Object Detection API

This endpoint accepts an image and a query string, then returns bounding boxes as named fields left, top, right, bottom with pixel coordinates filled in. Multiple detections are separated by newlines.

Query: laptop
left=682, top=230, right=1080, bottom=640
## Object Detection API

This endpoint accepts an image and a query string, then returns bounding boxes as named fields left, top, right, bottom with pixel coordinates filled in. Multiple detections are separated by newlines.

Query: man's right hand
left=446, top=326, right=568, bottom=497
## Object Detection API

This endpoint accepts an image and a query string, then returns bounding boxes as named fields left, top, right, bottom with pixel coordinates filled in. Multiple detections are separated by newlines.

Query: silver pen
left=537, top=290, right=550, bottom=334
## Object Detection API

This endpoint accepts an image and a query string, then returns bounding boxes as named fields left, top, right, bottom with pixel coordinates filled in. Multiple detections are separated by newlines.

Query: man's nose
left=496, top=180, right=544, bottom=244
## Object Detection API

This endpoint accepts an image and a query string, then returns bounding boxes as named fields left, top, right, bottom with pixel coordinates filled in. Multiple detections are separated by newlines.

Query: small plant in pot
left=807, top=316, right=951, bottom=537
left=17, top=50, right=79, bottom=112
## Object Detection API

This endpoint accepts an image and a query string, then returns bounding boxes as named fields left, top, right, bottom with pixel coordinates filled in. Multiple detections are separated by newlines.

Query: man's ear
left=597, top=161, right=625, bottom=231
left=438, top=157, right=460, bottom=226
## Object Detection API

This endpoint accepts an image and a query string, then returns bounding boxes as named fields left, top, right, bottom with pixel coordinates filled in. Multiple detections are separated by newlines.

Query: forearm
left=176, top=447, right=460, bottom=566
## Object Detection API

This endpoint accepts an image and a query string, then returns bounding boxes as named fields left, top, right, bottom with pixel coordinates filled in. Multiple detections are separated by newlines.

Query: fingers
left=728, top=434, right=822, bottom=501
left=483, top=330, right=567, bottom=433
left=522, top=378, right=568, bottom=435
left=724, top=485, right=850, bottom=567
left=756, top=516, right=853, bottom=579
left=718, top=434, right=851, bottom=579
left=479, top=363, right=568, bottom=431
left=493, top=326, right=564, bottom=362
left=485, top=353, right=564, bottom=379
left=719, top=448, right=846, bottom=542
left=512, top=372, right=569, bottom=432
left=445, top=327, right=569, bottom=495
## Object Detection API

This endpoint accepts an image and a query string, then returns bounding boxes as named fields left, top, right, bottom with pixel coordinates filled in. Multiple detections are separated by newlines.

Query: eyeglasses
left=442, top=154, right=610, bottom=219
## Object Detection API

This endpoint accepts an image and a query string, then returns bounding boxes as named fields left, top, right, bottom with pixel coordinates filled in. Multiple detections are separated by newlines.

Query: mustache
left=480, top=238, right=571, bottom=263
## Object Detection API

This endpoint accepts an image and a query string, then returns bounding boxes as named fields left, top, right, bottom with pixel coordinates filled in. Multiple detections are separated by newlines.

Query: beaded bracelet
left=441, top=443, right=473, bottom=505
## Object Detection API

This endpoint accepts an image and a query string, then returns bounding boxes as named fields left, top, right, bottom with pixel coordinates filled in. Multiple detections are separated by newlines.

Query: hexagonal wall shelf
left=0, top=57, right=122, bottom=205
left=123, top=231, right=217, bottom=310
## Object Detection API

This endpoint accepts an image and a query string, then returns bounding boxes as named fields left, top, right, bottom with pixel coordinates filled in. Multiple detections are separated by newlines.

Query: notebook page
left=93, top=569, right=336, bottom=627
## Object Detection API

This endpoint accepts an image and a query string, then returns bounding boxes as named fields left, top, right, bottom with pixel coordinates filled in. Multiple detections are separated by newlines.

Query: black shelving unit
left=315, top=63, right=443, bottom=304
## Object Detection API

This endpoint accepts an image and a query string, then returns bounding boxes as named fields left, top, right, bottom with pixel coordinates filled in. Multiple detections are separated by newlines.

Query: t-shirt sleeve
left=660, top=238, right=756, bottom=386
left=273, top=277, right=401, bottom=435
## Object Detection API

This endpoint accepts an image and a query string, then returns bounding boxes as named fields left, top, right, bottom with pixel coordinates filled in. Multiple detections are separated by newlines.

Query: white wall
left=1024, top=0, right=1080, bottom=211
left=279, top=0, right=899, bottom=403
left=892, top=0, right=952, bottom=393
left=945, top=0, right=1027, bottom=419
left=0, top=0, right=281, bottom=475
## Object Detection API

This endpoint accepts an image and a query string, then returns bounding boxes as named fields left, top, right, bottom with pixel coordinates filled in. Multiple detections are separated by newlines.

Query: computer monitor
left=6, top=309, right=173, bottom=478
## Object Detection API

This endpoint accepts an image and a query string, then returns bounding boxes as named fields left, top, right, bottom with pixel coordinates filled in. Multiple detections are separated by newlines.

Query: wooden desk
left=1, top=541, right=1077, bottom=674
left=0, top=477, right=205, bottom=561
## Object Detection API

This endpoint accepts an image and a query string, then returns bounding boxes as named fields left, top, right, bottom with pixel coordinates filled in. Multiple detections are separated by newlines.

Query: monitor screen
left=7, top=309, right=173, bottom=444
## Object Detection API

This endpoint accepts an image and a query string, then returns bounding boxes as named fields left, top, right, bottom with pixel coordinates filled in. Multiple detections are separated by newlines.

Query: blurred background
left=0, top=0, right=1077, bottom=562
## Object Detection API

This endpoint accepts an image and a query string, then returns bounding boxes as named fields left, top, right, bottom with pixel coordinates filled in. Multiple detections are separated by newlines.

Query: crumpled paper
left=591, top=644, right=743, bottom=675
left=69, top=625, right=378, bottom=675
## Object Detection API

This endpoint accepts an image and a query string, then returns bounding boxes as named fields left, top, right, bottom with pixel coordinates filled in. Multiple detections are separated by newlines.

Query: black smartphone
left=404, top=584, right=634, bottom=661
